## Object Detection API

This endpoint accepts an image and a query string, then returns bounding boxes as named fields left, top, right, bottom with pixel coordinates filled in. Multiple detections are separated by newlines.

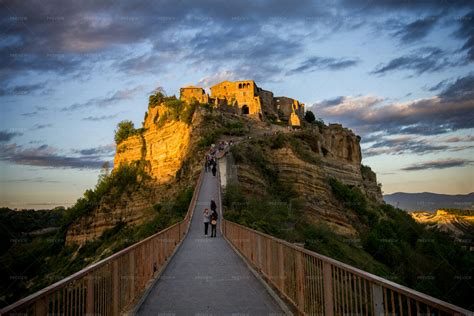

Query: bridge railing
left=0, top=168, right=204, bottom=316
left=222, top=220, right=472, bottom=316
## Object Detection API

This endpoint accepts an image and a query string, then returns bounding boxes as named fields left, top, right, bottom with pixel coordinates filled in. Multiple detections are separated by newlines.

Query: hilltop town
left=180, top=80, right=305, bottom=126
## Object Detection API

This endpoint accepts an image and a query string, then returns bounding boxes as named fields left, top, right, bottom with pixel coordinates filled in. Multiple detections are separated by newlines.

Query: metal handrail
left=0, top=167, right=204, bottom=316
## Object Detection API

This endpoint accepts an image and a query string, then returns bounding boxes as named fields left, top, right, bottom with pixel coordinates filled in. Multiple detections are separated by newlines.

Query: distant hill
left=384, top=192, right=474, bottom=211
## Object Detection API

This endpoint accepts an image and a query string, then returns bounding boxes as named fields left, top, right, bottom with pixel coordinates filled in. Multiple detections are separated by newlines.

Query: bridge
left=0, top=158, right=471, bottom=315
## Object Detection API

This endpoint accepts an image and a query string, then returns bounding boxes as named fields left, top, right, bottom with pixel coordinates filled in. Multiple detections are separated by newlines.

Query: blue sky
left=0, top=0, right=473, bottom=209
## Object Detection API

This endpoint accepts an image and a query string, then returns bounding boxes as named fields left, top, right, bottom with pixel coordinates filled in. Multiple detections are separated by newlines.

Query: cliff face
left=231, top=124, right=383, bottom=236
left=66, top=106, right=204, bottom=246
left=114, top=106, right=193, bottom=183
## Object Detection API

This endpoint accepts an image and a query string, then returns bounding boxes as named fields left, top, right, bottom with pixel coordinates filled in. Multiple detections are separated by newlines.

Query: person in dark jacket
left=210, top=209, right=218, bottom=237
left=210, top=200, right=217, bottom=212
left=211, top=163, right=217, bottom=176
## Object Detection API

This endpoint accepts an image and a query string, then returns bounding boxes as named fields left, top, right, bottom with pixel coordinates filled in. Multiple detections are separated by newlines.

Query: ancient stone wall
left=180, top=86, right=209, bottom=104
left=210, top=80, right=262, bottom=119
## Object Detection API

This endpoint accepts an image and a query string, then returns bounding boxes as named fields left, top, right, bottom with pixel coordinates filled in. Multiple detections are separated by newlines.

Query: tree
left=149, top=87, right=167, bottom=108
left=304, top=110, right=316, bottom=123
left=114, top=120, right=136, bottom=144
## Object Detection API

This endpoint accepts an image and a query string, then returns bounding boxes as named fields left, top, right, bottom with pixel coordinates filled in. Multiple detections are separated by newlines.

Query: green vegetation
left=198, top=113, right=248, bottom=148
left=62, top=162, right=150, bottom=227
left=225, top=140, right=474, bottom=309
left=304, top=110, right=316, bottom=123
left=0, top=173, right=193, bottom=308
left=114, top=120, right=136, bottom=144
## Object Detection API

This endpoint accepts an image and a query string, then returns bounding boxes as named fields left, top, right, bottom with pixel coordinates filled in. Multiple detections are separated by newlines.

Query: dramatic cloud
left=454, top=11, right=474, bottom=62
left=362, top=136, right=449, bottom=157
left=394, top=16, right=439, bottom=44
left=82, top=114, right=118, bottom=121
left=371, top=47, right=452, bottom=75
left=0, top=131, right=22, bottom=142
left=401, top=158, right=473, bottom=171
left=0, top=144, right=108, bottom=169
left=311, top=73, right=474, bottom=138
left=439, top=73, right=474, bottom=101
left=288, top=56, right=359, bottom=75
left=72, top=144, right=115, bottom=157
left=62, top=86, right=143, bottom=111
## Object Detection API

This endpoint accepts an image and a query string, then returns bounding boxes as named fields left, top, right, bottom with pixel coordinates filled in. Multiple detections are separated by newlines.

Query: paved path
left=138, top=170, right=285, bottom=315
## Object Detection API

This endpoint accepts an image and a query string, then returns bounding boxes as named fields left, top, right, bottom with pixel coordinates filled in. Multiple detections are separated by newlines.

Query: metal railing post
left=372, top=284, right=384, bottom=316
left=323, top=261, right=334, bottom=316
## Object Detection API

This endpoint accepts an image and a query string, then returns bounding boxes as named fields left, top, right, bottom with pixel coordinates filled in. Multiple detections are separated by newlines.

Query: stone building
left=210, top=80, right=263, bottom=119
left=180, top=86, right=209, bottom=104
left=179, top=80, right=305, bottom=126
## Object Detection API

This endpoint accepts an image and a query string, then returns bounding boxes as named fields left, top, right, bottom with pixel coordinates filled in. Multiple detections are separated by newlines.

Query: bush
left=114, top=120, right=136, bottom=144
left=62, top=163, right=149, bottom=228
left=329, top=178, right=367, bottom=213
left=304, top=110, right=316, bottom=123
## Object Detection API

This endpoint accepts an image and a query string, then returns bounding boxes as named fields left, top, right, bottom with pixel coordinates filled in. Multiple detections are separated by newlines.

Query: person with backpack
left=210, top=208, right=218, bottom=237
left=203, top=208, right=210, bottom=236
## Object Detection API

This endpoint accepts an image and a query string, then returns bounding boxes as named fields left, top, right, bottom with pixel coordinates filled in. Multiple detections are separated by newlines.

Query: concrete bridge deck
left=137, top=170, right=285, bottom=315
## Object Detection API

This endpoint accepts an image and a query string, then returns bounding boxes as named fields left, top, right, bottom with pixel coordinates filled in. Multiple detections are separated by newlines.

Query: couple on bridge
left=203, top=199, right=218, bottom=237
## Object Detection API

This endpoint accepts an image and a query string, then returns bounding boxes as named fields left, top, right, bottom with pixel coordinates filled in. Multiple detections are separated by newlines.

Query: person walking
left=210, top=208, right=218, bottom=237
left=210, top=200, right=217, bottom=212
left=203, top=208, right=210, bottom=236
left=211, top=161, right=217, bottom=176
left=204, top=155, right=209, bottom=173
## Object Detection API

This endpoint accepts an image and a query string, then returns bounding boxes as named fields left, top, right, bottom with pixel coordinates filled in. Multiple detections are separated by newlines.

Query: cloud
left=454, top=11, right=474, bottom=62
left=1, top=177, right=60, bottom=184
left=428, top=79, right=450, bottom=92
left=401, top=158, right=473, bottom=171
left=62, top=86, right=143, bottom=111
left=394, top=16, right=439, bottom=44
left=371, top=47, right=452, bottom=76
left=439, top=72, right=474, bottom=101
left=361, top=135, right=472, bottom=157
left=0, top=143, right=108, bottom=169
left=82, top=114, right=118, bottom=121
left=0, top=131, right=23, bottom=142
left=72, top=144, right=115, bottom=157
left=197, top=71, right=238, bottom=88
left=0, top=82, right=46, bottom=96
left=443, top=135, right=474, bottom=143
left=310, top=73, right=474, bottom=138
left=31, top=124, right=53, bottom=130
left=288, top=56, right=359, bottom=75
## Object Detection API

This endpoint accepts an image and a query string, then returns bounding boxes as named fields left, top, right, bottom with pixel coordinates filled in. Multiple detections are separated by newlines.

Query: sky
left=0, top=0, right=473, bottom=209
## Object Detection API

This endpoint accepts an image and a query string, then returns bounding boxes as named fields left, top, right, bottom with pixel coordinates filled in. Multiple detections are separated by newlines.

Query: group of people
left=202, top=141, right=235, bottom=237
left=203, top=199, right=218, bottom=237
left=205, top=140, right=232, bottom=176
left=205, top=153, right=217, bottom=176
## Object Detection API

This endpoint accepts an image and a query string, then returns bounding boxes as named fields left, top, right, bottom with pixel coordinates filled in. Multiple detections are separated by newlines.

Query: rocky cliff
left=65, top=104, right=205, bottom=246
left=228, top=124, right=383, bottom=236
left=410, top=210, right=474, bottom=239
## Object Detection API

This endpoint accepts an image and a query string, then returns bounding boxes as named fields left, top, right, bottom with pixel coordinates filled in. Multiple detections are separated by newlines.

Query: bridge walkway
left=137, top=170, right=285, bottom=315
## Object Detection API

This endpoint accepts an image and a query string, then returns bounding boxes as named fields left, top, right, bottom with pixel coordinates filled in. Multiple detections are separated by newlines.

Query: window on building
left=242, top=105, right=249, bottom=115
